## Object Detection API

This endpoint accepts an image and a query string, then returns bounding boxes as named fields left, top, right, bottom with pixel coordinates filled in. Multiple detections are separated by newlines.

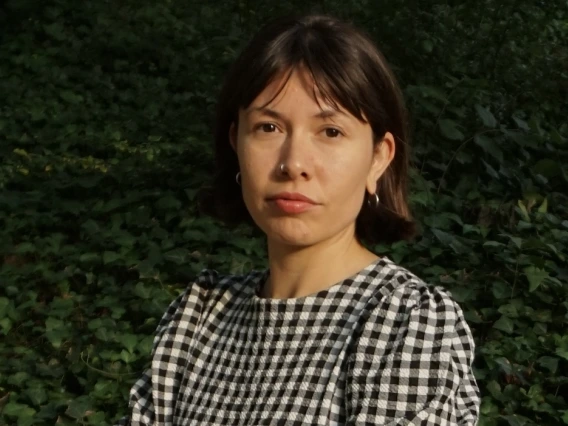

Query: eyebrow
left=248, top=107, right=346, bottom=120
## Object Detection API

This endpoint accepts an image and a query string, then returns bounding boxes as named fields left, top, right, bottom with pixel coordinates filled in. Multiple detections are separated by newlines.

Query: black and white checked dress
left=117, top=256, right=480, bottom=425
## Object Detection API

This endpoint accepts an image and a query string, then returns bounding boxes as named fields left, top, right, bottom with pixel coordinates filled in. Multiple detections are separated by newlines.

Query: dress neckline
left=250, top=256, right=391, bottom=306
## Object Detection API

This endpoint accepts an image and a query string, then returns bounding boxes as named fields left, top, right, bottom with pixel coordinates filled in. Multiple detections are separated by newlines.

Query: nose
left=277, top=131, right=313, bottom=180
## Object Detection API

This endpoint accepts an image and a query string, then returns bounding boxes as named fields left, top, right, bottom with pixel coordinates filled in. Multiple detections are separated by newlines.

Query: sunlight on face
left=232, top=68, right=388, bottom=247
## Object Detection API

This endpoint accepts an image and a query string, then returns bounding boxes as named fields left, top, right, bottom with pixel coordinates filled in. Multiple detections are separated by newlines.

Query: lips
left=267, top=192, right=319, bottom=214
left=267, top=192, right=317, bottom=204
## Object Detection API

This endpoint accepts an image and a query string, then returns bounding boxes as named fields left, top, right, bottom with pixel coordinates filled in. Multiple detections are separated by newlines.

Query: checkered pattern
left=116, top=257, right=479, bottom=425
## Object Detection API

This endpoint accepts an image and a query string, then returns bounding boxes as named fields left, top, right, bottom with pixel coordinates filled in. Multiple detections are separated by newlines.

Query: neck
left=262, top=226, right=379, bottom=299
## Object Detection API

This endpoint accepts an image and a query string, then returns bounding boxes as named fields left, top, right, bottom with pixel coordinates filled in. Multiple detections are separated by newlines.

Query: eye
left=256, top=123, right=278, bottom=133
left=324, top=127, right=342, bottom=138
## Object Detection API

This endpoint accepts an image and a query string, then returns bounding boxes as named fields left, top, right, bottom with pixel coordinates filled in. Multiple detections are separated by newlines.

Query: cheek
left=239, top=145, right=273, bottom=184
left=321, top=148, right=371, bottom=192
left=237, top=144, right=275, bottom=212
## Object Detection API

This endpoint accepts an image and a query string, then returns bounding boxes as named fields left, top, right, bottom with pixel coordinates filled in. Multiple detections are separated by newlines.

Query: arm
left=345, top=283, right=480, bottom=425
left=114, top=369, right=155, bottom=426
left=114, top=287, right=192, bottom=426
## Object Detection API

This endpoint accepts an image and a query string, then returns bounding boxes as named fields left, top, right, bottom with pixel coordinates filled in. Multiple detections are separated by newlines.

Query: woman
left=118, top=14, right=480, bottom=425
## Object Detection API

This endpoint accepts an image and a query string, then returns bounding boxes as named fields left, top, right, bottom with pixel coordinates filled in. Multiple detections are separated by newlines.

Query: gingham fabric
left=117, top=256, right=480, bottom=425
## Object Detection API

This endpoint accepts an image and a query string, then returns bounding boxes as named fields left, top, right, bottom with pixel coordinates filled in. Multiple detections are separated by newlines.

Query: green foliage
left=1, top=0, right=567, bottom=424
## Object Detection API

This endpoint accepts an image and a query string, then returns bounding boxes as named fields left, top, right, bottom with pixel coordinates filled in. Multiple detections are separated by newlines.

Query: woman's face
left=231, top=68, right=395, bottom=247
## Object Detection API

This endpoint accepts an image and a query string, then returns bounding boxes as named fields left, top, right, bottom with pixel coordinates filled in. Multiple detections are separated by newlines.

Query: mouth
left=266, top=192, right=319, bottom=214
left=266, top=192, right=318, bottom=204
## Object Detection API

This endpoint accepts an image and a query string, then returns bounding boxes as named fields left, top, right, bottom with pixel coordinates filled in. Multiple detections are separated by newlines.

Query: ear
left=366, top=131, right=396, bottom=194
left=229, top=122, right=237, bottom=152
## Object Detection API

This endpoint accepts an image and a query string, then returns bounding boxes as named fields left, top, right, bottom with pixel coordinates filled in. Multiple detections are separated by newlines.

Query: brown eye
left=260, top=123, right=277, bottom=132
left=325, top=128, right=341, bottom=138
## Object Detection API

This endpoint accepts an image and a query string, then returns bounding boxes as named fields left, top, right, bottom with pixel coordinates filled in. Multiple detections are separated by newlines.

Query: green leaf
left=138, top=335, right=154, bottom=355
left=523, top=266, right=549, bottom=292
left=163, top=248, right=190, bottom=265
left=537, top=356, right=559, bottom=374
left=556, top=348, right=568, bottom=361
left=533, top=309, right=551, bottom=322
left=501, top=414, right=532, bottom=426
left=120, top=349, right=136, bottom=364
left=13, top=148, right=30, bottom=157
left=537, top=198, right=548, bottom=213
left=482, top=160, right=499, bottom=179
left=133, top=282, right=152, bottom=299
left=421, top=39, right=434, bottom=53
left=100, top=198, right=123, bottom=213
left=491, top=281, right=511, bottom=299
left=517, top=201, right=531, bottom=222
left=155, top=194, right=182, bottom=211
left=87, top=411, right=106, bottom=425
left=3, top=402, right=36, bottom=418
left=513, top=116, right=530, bottom=131
left=95, top=327, right=113, bottom=341
left=464, top=309, right=483, bottom=324
left=81, top=219, right=100, bottom=234
left=79, top=252, right=100, bottom=264
left=65, top=397, right=92, bottom=420
left=0, top=317, right=12, bottom=334
left=8, top=371, right=29, bottom=387
left=533, top=322, right=547, bottom=335
left=494, top=357, right=513, bottom=375
left=510, top=237, right=523, bottom=249
left=0, top=297, right=9, bottom=318
left=439, top=119, right=465, bottom=140
left=46, top=329, right=70, bottom=348
left=424, top=212, right=463, bottom=229
left=533, top=159, right=562, bottom=178
left=483, top=241, right=505, bottom=248
left=475, top=104, right=498, bottom=128
left=15, top=242, right=35, bottom=253
left=25, top=386, right=48, bottom=405
left=480, top=398, right=499, bottom=416
left=498, top=303, right=519, bottom=318
left=429, top=247, right=443, bottom=259
left=474, top=134, right=503, bottom=162
left=103, top=251, right=121, bottom=264
left=431, top=228, right=468, bottom=254
left=18, top=415, right=36, bottom=426
left=448, top=287, right=476, bottom=303
left=486, top=380, right=501, bottom=399
left=121, top=333, right=138, bottom=354
left=46, top=317, right=64, bottom=331
left=493, top=315, right=514, bottom=334
left=88, top=318, right=102, bottom=331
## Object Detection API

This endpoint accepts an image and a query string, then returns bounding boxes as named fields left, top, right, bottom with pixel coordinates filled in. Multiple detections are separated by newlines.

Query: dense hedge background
left=1, top=0, right=567, bottom=424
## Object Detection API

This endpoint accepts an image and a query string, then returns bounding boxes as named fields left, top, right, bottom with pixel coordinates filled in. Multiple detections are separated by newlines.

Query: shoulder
left=157, top=268, right=262, bottom=324
left=358, top=257, right=473, bottom=350
left=150, top=268, right=263, bottom=350
left=372, top=257, right=464, bottom=318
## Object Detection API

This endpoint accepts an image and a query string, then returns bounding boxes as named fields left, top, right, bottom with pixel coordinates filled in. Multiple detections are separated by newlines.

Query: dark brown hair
left=200, top=14, right=417, bottom=245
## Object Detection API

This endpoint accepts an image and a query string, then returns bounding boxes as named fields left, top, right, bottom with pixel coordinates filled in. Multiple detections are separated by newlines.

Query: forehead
left=246, top=67, right=343, bottom=114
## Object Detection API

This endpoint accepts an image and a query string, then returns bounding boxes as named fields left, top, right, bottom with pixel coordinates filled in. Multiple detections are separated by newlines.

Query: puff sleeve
left=345, top=282, right=480, bottom=425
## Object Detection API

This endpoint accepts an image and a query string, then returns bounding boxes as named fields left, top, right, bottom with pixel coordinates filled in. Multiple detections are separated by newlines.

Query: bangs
left=236, top=25, right=373, bottom=125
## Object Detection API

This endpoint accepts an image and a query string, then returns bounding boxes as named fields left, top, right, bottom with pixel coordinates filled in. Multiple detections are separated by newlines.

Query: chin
left=261, top=219, right=316, bottom=247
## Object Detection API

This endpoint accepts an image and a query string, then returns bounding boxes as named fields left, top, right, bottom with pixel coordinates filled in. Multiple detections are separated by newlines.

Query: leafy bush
left=1, top=0, right=566, bottom=424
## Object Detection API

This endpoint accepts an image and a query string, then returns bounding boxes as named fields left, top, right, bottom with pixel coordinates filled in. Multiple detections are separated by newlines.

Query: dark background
left=1, top=0, right=567, bottom=424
